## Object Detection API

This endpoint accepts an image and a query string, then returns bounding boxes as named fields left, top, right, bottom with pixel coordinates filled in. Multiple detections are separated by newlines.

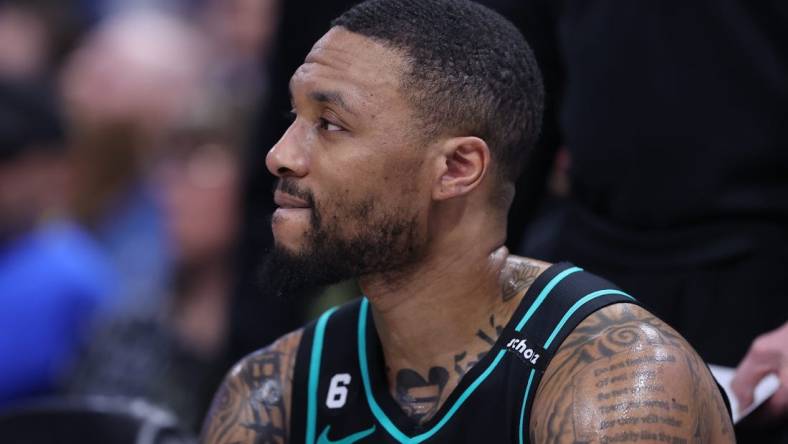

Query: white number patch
left=326, top=373, right=352, bottom=409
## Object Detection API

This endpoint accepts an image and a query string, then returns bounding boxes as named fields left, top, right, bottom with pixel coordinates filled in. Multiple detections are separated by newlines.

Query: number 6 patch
left=326, top=373, right=352, bottom=409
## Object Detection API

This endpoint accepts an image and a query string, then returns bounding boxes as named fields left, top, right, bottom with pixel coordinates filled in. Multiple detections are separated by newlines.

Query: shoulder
left=530, top=303, right=734, bottom=443
left=200, top=329, right=304, bottom=444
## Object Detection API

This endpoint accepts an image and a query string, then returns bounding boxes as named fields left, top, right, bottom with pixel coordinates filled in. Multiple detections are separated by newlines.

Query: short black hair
left=332, top=0, right=543, bottom=184
left=0, top=77, right=65, bottom=163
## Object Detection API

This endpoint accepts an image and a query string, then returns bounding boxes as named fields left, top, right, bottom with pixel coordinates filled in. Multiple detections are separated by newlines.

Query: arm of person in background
left=531, top=303, right=735, bottom=443
left=200, top=330, right=303, bottom=444
left=732, top=321, right=788, bottom=420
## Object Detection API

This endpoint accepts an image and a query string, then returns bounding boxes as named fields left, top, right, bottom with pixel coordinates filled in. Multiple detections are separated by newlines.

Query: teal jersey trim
left=355, top=266, right=604, bottom=443
left=518, top=369, right=537, bottom=444
left=515, top=267, right=583, bottom=332
left=307, top=306, right=340, bottom=444
left=358, top=298, right=508, bottom=443
left=516, top=288, right=635, bottom=443
left=357, top=298, right=406, bottom=442
left=543, top=289, right=634, bottom=349
left=416, top=350, right=507, bottom=443
left=513, top=266, right=580, bottom=444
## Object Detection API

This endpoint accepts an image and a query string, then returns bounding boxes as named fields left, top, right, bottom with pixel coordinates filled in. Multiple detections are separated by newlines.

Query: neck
left=358, top=219, right=548, bottom=423
left=362, top=240, right=506, bottom=364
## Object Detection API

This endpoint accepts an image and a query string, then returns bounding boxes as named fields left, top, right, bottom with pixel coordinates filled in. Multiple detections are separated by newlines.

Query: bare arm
left=200, top=329, right=303, bottom=444
left=530, top=303, right=734, bottom=443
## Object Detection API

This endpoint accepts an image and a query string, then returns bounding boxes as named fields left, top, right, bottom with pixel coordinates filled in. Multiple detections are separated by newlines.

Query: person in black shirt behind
left=510, top=1, right=788, bottom=441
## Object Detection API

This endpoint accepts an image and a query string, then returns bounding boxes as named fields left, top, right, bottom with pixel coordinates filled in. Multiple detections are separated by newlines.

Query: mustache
left=274, top=178, right=315, bottom=206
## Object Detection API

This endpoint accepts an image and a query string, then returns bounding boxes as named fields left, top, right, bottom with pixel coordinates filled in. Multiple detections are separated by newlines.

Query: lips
left=274, top=190, right=310, bottom=209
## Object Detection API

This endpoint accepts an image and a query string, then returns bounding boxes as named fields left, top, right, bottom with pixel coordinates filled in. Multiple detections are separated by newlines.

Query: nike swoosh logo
left=316, top=425, right=376, bottom=444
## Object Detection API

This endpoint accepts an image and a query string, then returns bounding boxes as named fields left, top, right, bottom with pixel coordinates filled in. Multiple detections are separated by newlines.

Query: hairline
left=329, top=25, right=516, bottom=210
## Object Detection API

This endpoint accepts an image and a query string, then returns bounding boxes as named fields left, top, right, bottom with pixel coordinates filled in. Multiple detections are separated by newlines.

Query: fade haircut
left=332, top=0, right=544, bottom=185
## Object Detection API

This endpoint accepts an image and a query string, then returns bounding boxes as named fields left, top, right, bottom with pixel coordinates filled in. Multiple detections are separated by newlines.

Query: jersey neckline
left=356, top=262, right=579, bottom=442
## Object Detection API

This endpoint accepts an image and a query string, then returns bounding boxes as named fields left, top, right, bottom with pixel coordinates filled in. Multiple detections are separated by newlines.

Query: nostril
left=277, top=166, right=292, bottom=175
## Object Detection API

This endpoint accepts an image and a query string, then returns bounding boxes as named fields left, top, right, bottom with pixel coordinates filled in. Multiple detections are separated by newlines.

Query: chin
left=271, top=224, right=309, bottom=255
left=272, top=210, right=311, bottom=241
left=272, top=231, right=308, bottom=255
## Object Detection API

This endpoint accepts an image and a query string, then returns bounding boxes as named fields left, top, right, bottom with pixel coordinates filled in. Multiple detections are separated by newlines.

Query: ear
left=432, top=136, right=490, bottom=201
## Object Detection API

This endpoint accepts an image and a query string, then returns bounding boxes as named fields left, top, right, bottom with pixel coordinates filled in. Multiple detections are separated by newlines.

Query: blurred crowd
left=1, top=0, right=786, bottom=441
left=0, top=0, right=280, bottom=430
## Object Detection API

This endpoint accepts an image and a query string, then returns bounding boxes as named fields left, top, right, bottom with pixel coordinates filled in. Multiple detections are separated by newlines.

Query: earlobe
left=433, top=136, right=489, bottom=201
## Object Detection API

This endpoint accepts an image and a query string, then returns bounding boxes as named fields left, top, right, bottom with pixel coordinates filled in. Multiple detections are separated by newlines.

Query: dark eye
left=318, top=117, right=344, bottom=132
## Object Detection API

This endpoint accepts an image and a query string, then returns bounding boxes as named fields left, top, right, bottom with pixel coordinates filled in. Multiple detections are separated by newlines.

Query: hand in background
left=732, top=322, right=788, bottom=420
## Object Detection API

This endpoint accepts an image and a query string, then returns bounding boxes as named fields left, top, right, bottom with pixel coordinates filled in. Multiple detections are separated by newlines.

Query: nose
left=265, top=123, right=309, bottom=178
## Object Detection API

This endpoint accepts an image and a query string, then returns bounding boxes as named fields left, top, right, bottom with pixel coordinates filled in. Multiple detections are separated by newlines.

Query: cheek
left=384, top=147, right=432, bottom=193
left=380, top=166, right=431, bottom=218
left=311, top=141, right=430, bottom=218
left=313, top=186, right=370, bottom=228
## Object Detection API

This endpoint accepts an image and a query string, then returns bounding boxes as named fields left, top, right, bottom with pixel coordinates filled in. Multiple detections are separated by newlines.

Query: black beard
left=259, top=182, right=422, bottom=299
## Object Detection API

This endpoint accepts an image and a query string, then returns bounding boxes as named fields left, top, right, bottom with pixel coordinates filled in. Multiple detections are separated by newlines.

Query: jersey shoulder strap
left=500, top=263, right=640, bottom=443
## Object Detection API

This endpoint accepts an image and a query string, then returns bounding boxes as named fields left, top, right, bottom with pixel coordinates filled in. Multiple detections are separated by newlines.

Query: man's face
left=263, top=28, right=434, bottom=295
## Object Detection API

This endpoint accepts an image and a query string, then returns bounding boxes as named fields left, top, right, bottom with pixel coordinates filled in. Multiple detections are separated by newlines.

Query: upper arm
left=530, top=303, right=734, bottom=444
left=200, top=329, right=303, bottom=444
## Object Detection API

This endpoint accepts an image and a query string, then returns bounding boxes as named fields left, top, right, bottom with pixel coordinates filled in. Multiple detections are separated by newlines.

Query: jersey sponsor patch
left=503, top=332, right=548, bottom=372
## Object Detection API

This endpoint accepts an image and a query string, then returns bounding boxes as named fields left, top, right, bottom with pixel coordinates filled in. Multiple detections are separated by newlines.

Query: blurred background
left=0, top=0, right=284, bottom=438
left=0, top=0, right=785, bottom=442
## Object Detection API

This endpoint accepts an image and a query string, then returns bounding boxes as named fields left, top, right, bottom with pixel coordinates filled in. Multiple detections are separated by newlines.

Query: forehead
left=291, top=27, right=407, bottom=111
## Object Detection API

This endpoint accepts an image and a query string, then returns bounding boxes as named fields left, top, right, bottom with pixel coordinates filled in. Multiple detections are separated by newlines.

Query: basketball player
left=201, top=1, right=734, bottom=442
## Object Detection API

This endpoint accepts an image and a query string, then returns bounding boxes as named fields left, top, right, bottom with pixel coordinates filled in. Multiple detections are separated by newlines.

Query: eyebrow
left=288, top=78, right=358, bottom=117
left=309, top=90, right=358, bottom=116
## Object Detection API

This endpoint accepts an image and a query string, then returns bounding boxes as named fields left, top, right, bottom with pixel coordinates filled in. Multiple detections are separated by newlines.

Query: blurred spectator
left=0, top=0, right=86, bottom=80
left=199, top=0, right=280, bottom=132
left=76, top=0, right=195, bottom=25
left=0, top=3, right=49, bottom=79
left=509, top=1, right=788, bottom=441
left=159, top=140, right=239, bottom=359
left=59, top=3, right=280, bottom=428
left=60, top=9, right=208, bottom=313
left=66, top=129, right=242, bottom=430
left=0, top=77, right=115, bottom=406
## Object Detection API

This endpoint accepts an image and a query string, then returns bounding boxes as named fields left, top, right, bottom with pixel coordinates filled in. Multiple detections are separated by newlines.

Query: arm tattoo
left=201, top=331, right=302, bottom=444
left=531, top=304, right=734, bottom=444
left=501, top=260, right=542, bottom=302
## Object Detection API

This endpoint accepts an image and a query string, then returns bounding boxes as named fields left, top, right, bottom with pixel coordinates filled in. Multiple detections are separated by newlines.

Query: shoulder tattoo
left=531, top=304, right=734, bottom=444
left=201, top=330, right=302, bottom=444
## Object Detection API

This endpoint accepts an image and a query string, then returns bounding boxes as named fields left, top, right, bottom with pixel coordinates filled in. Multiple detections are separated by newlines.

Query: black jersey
left=289, top=263, right=639, bottom=443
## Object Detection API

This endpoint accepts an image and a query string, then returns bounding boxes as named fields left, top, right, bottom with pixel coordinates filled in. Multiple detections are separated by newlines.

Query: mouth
left=274, top=190, right=311, bottom=209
